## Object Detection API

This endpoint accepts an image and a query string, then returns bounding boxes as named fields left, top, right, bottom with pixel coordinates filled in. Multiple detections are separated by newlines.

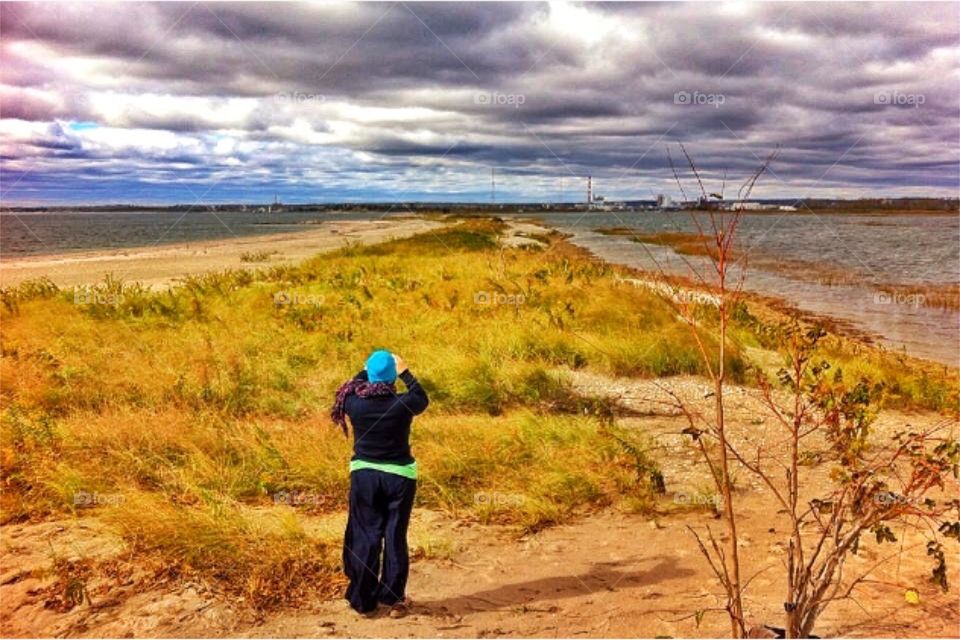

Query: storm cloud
left=0, top=1, right=957, bottom=204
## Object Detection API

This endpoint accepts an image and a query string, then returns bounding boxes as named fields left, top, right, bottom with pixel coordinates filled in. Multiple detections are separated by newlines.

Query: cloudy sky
left=1, top=1, right=958, bottom=205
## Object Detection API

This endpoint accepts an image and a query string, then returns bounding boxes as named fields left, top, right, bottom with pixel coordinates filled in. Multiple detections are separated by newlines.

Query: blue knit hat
left=365, top=349, right=397, bottom=383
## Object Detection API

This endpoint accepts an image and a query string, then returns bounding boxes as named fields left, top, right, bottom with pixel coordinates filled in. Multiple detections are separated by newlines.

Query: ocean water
left=517, top=211, right=960, bottom=366
left=0, top=209, right=393, bottom=257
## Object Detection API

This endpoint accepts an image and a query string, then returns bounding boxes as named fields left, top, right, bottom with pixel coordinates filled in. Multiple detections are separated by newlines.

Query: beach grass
left=1, top=218, right=955, bottom=609
left=594, top=227, right=725, bottom=259
left=0, top=219, right=692, bottom=606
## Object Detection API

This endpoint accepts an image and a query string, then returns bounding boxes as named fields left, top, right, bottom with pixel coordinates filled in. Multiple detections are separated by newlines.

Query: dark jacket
left=344, top=369, right=429, bottom=464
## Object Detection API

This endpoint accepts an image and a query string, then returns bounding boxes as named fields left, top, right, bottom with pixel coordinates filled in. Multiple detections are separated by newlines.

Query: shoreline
left=0, top=219, right=443, bottom=290
left=4, top=207, right=957, bottom=216
left=540, top=227, right=959, bottom=371
left=554, top=227, right=959, bottom=369
left=1, top=214, right=956, bottom=371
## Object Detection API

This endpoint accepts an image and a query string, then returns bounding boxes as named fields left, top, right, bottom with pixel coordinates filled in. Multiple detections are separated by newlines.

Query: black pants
left=343, top=469, right=417, bottom=613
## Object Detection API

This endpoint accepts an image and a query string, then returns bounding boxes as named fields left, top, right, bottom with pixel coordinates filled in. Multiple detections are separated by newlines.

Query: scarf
left=331, top=378, right=397, bottom=436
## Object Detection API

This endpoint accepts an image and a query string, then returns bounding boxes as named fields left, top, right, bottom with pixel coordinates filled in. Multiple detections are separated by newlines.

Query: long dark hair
left=330, top=378, right=396, bottom=436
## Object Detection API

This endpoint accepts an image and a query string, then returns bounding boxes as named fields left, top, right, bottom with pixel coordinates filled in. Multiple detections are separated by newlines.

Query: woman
left=331, top=350, right=429, bottom=617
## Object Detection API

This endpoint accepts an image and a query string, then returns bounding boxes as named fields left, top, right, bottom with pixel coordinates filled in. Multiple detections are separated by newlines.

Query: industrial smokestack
left=587, top=176, right=592, bottom=205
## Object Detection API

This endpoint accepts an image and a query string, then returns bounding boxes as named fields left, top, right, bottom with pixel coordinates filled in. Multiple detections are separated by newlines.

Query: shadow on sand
left=416, top=556, right=695, bottom=616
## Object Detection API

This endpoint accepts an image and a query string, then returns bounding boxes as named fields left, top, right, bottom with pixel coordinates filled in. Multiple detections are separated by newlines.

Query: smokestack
left=587, top=176, right=592, bottom=205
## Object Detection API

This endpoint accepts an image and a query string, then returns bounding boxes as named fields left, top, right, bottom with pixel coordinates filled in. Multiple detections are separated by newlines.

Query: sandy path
left=250, top=512, right=958, bottom=639
left=500, top=221, right=551, bottom=248
left=251, top=374, right=956, bottom=639
left=5, top=508, right=956, bottom=638
left=0, top=219, right=443, bottom=289
left=3, top=372, right=956, bottom=638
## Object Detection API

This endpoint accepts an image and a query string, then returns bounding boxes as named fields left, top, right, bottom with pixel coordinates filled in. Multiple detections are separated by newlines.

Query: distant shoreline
left=3, top=208, right=957, bottom=261
left=0, top=210, right=418, bottom=259
left=0, top=218, right=443, bottom=290
left=2, top=208, right=957, bottom=218
left=2, top=196, right=958, bottom=216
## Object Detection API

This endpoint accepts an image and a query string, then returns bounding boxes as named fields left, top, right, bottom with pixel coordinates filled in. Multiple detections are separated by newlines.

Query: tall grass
left=0, top=221, right=731, bottom=420
left=732, top=302, right=958, bottom=412
left=1, top=219, right=950, bottom=609
left=0, top=220, right=684, bottom=607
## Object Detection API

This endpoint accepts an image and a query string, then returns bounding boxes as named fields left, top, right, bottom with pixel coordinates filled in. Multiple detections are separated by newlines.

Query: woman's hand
left=393, top=354, right=408, bottom=374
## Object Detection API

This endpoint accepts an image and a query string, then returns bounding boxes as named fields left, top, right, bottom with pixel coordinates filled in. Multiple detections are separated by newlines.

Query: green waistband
left=350, top=459, right=418, bottom=480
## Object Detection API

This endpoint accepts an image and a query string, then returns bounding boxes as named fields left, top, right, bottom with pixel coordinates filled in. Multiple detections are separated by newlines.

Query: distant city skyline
left=1, top=1, right=958, bottom=205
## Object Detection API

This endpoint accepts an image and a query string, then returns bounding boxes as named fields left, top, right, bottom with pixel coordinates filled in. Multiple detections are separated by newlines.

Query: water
left=515, top=211, right=960, bottom=367
left=0, top=209, right=395, bottom=257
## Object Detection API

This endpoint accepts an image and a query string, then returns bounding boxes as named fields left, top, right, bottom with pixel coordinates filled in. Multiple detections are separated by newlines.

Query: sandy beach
left=0, top=219, right=444, bottom=290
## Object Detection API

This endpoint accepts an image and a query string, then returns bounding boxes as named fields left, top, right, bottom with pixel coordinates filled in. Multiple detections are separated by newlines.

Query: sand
left=0, top=219, right=444, bottom=290
left=3, top=372, right=956, bottom=638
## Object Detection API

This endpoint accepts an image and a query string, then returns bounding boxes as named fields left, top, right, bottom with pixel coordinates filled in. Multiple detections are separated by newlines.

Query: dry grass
left=2, top=218, right=954, bottom=610
left=0, top=220, right=690, bottom=608
left=594, top=227, right=728, bottom=259
left=874, top=282, right=960, bottom=311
